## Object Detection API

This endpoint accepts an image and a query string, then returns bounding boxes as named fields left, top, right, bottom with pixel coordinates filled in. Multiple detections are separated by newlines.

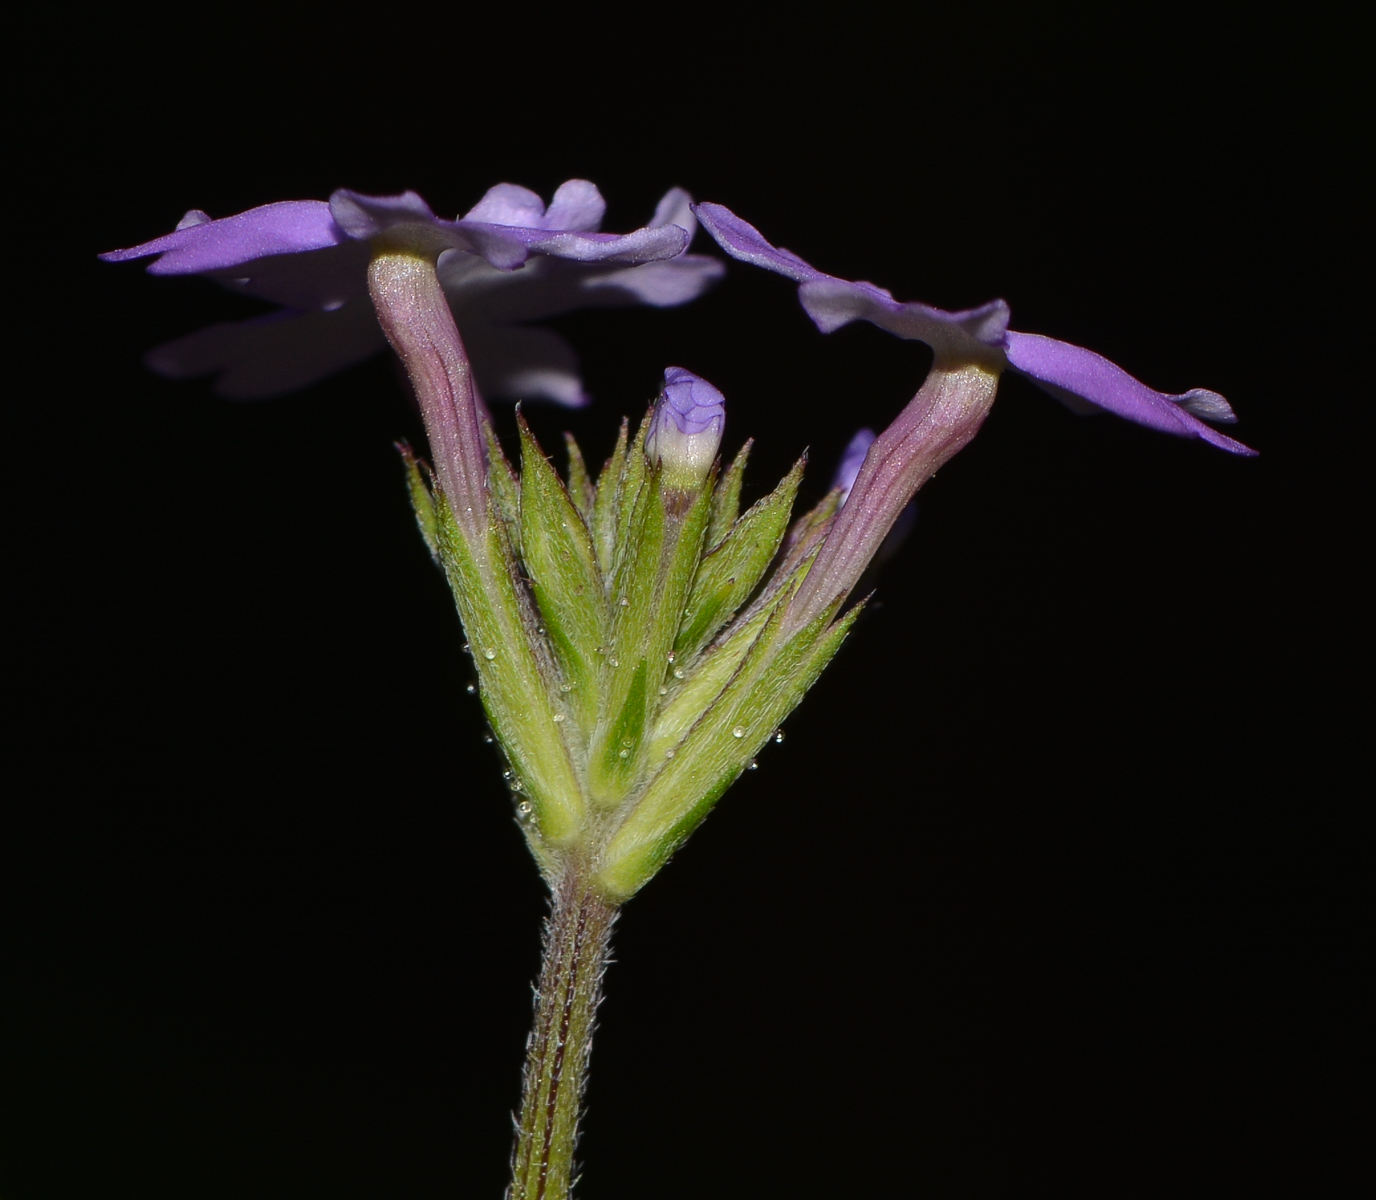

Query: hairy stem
left=510, top=867, right=617, bottom=1200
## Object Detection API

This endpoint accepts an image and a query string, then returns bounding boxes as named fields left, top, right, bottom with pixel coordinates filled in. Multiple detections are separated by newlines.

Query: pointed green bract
left=676, top=455, right=804, bottom=663
left=588, top=469, right=713, bottom=807
left=596, top=598, right=863, bottom=901
left=646, top=578, right=792, bottom=765
left=518, top=415, right=607, bottom=737
left=483, top=420, right=522, bottom=548
left=399, top=442, right=441, bottom=564
left=409, top=469, right=586, bottom=851
left=608, top=410, right=653, bottom=585
left=707, top=438, right=751, bottom=549
left=591, top=418, right=629, bottom=578
left=564, top=432, right=595, bottom=523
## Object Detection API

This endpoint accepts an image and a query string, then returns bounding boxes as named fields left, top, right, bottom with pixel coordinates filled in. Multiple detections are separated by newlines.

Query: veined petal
left=100, top=200, right=346, bottom=273
left=1003, top=332, right=1257, bottom=456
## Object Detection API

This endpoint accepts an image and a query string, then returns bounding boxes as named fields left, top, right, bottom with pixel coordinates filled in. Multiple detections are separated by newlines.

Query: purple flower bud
left=645, top=367, right=726, bottom=488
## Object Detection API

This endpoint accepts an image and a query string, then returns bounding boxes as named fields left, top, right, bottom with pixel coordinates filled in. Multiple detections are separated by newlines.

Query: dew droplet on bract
left=673, top=669, right=685, bottom=679
left=666, top=651, right=676, bottom=663
left=560, top=682, right=574, bottom=693
left=659, top=686, right=669, bottom=696
left=608, top=656, right=620, bottom=667
left=732, top=726, right=746, bottom=739
left=774, top=729, right=785, bottom=744
left=552, top=713, right=566, bottom=723
left=665, top=748, right=675, bottom=759
left=483, top=648, right=497, bottom=661
left=466, top=683, right=477, bottom=695
left=517, top=801, right=532, bottom=818
left=747, top=760, right=758, bottom=771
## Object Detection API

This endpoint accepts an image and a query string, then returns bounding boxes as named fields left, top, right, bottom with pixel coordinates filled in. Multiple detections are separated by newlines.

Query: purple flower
left=102, top=182, right=724, bottom=405
left=645, top=367, right=726, bottom=487
left=693, top=203, right=1256, bottom=456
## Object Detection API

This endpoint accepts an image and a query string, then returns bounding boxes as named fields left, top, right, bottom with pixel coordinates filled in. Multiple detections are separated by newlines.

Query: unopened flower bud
left=645, top=366, right=725, bottom=488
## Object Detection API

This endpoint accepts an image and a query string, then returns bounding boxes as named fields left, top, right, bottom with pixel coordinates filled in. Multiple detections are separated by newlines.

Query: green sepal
left=588, top=468, right=712, bottom=807
left=591, top=418, right=629, bottom=578
left=564, top=432, right=595, bottom=524
left=596, top=597, right=863, bottom=901
left=398, top=441, right=441, bottom=564
left=430, top=486, right=586, bottom=849
left=777, top=486, right=840, bottom=578
left=707, top=438, right=751, bottom=549
left=675, top=454, right=804, bottom=663
left=517, top=414, right=607, bottom=736
left=482, top=419, right=522, bottom=550
left=608, top=409, right=653, bottom=585
left=598, top=657, right=650, bottom=780
left=646, top=581, right=788, bottom=765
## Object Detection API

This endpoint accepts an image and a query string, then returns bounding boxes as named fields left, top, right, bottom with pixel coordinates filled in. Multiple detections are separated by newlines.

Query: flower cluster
left=103, top=179, right=1256, bottom=896
left=105, top=179, right=1257, bottom=1200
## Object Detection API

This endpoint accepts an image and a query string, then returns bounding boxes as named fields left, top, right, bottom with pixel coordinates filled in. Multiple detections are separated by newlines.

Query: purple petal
left=1003, top=332, right=1257, bottom=456
left=144, top=298, right=386, bottom=399
left=328, top=189, right=439, bottom=239
left=462, top=183, right=549, bottom=226
left=460, top=322, right=589, bottom=408
left=452, top=219, right=691, bottom=273
left=542, top=180, right=606, bottom=232
left=519, top=224, right=691, bottom=264
left=100, top=201, right=345, bottom=274
left=695, top=202, right=1008, bottom=359
left=798, top=278, right=1010, bottom=354
left=574, top=255, right=726, bottom=307
left=202, top=240, right=372, bottom=310
left=650, top=187, right=696, bottom=233
left=832, top=429, right=876, bottom=503
left=693, top=202, right=828, bottom=283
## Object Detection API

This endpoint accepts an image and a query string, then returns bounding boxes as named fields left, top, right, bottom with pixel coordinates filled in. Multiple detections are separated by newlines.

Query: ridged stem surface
left=510, top=867, right=617, bottom=1200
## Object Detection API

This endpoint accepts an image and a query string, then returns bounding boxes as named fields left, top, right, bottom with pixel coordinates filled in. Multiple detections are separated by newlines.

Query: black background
left=7, top=11, right=1370, bottom=1197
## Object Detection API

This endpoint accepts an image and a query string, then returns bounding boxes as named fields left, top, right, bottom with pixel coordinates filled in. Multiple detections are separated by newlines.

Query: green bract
left=404, top=410, right=858, bottom=901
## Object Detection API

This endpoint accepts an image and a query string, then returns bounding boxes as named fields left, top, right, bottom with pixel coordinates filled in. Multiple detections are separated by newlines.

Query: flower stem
left=510, top=866, right=617, bottom=1200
